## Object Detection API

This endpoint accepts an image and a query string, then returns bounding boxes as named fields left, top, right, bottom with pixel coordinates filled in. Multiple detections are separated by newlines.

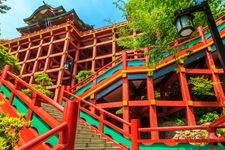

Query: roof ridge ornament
left=43, top=1, right=47, bottom=5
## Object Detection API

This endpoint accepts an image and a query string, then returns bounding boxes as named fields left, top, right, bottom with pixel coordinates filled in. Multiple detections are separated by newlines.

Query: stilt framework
left=3, top=21, right=128, bottom=101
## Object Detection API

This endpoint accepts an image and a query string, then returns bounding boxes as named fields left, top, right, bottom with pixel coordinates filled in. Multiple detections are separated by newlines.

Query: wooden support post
left=147, top=75, right=159, bottom=139
left=197, top=26, right=207, bottom=44
left=20, top=42, right=32, bottom=75
left=92, top=34, right=97, bottom=71
left=205, top=50, right=225, bottom=105
left=44, top=35, right=54, bottom=71
left=61, top=99, right=79, bottom=150
left=0, top=65, right=11, bottom=80
left=122, top=51, right=130, bottom=133
left=99, top=111, right=105, bottom=132
left=30, top=38, right=44, bottom=84
left=112, top=28, right=116, bottom=61
left=55, top=32, right=70, bottom=101
left=131, top=119, right=139, bottom=150
left=58, top=85, right=65, bottom=105
left=74, top=47, right=79, bottom=84
left=178, top=64, right=196, bottom=125
left=0, top=65, right=11, bottom=88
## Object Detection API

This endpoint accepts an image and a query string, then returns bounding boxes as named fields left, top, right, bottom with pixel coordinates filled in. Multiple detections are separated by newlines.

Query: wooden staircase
left=41, top=103, right=120, bottom=150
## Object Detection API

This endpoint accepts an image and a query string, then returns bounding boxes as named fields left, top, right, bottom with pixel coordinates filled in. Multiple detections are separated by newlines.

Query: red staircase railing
left=70, top=55, right=123, bottom=92
left=62, top=89, right=225, bottom=150
left=0, top=65, right=79, bottom=150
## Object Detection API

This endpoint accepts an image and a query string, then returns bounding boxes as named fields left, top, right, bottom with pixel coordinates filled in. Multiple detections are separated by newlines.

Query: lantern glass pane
left=180, top=28, right=194, bottom=37
left=64, top=63, right=69, bottom=70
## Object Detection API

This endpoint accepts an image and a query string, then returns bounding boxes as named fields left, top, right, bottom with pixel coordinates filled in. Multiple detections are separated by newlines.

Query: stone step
left=75, top=134, right=101, bottom=139
left=75, top=138, right=106, bottom=143
left=76, top=130, right=97, bottom=134
left=42, top=103, right=120, bottom=150
left=75, top=142, right=113, bottom=148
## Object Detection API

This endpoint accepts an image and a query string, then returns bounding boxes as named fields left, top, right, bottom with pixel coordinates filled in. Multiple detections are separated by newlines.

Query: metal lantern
left=173, top=13, right=195, bottom=37
left=64, top=59, right=74, bottom=85
left=64, top=61, right=70, bottom=70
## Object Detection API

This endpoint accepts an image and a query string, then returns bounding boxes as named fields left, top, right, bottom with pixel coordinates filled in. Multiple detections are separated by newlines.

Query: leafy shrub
left=76, top=70, right=94, bottom=82
left=188, top=76, right=214, bottom=96
left=198, top=111, right=219, bottom=124
left=0, top=100, right=31, bottom=150
left=175, top=118, right=185, bottom=126
left=22, top=73, right=53, bottom=98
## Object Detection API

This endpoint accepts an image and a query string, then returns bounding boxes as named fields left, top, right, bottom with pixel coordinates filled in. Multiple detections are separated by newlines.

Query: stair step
left=75, top=142, right=113, bottom=147
left=75, top=134, right=101, bottom=139
left=76, top=130, right=97, bottom=134
left=42, top=103, right=120, bottom=150
left=75, top=138, right=106, bottom=143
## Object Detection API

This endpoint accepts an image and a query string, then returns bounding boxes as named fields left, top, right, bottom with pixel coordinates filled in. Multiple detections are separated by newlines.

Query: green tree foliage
left=0, top=0, right=10, bottom=14
left=0, top=45, right=20, bottom=74
left=188, top=76, right=214, bottom=97
left=115, top=0, right=225, bottom=65
left=76, top=70, right=94, bottom=83
left=22, top=73, right=53, bottom=98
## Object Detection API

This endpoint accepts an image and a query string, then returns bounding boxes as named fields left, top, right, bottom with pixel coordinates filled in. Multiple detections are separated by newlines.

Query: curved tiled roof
left=23, top=3, right=65, bottom=22
left=16, top=22, right=39, bottom=31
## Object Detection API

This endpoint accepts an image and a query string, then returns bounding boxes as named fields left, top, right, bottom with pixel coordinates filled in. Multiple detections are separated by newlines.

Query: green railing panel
left=0, top=85, right=11, bottom=99
left=79, top=111, right=99, bottom=128
left=140, top=143, right=211, bottom=150
left=97, top=64, right=122, bottom=83
left=12, top=96, right=29, bottom=117
left=75, top=83, right=93, bottom=96
left=103, top=125, right=131, bottom=149
left=216, top=143, right=225, bottom=150
left=179, top=38, right=202, bottom=50
left=127, top=61, right=145, bottom=67
left=205, top=23, right=225, bottom=40
left=31, top=113, right=59, bottom=147
left=218, top=23, right=225, bottom=32
left=180, top=22, right=225, bottom=50
left=61, top=99, right=66, bottom=106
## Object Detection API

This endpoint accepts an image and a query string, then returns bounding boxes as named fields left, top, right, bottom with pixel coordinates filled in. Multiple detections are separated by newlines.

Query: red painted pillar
left=99, top=111, right=105, bottom=132
left=197, top=26, right=207, bottom=44
left=131, top=119, right=139, bottom=150
left=58, top=85, right=65, bottom=105
left=205, top=50, right=225, bottom=105
left=122, top=51, right=130, bottom=133
left=122, top=51, right=127, bottom=70
left=178, top=64, right=196, bottom=125
left=147, top=76, right=159, bottom=139
left=90, top=74, right=97, bottom=113
left=61, top=99, right=79, bottom=150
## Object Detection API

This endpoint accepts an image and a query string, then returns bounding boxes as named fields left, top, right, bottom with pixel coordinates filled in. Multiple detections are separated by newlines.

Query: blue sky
left=0, top=0, right=125, bottom=40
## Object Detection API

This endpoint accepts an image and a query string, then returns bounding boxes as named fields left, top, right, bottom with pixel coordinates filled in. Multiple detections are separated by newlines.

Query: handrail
left=6, top=71, right=64, bottom=112
left=63, top=90, right=131, bottom=138
left=70, top=55, right=123, bottom=92
left=18, top=122, right=67, bottom=150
